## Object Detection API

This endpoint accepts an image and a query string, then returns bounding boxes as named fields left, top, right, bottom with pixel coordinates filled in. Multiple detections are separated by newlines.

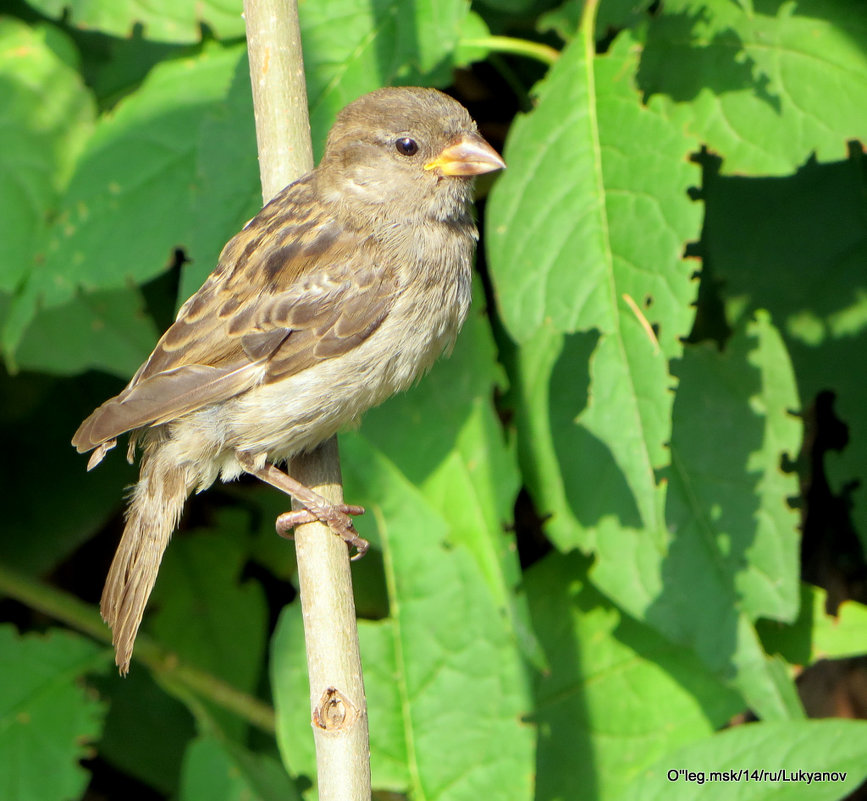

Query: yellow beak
left=424, top=133, right=506, bottom=176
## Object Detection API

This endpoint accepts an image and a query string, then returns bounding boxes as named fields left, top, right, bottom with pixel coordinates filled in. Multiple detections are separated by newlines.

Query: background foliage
left=2, top=0, right=867, bottom=798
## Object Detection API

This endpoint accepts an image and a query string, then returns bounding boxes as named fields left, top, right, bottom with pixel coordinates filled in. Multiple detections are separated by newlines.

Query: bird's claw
left=276, top=504, right=368, bottom=559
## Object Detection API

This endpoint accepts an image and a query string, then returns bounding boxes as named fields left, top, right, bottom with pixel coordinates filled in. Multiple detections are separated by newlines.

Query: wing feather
left=73, top=174, right=401, bottom=458
left=73, top=362, right=263, bottom=452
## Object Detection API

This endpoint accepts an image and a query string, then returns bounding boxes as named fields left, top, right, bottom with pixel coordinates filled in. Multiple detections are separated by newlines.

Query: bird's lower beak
left=424, top=133, right=506, bottom=176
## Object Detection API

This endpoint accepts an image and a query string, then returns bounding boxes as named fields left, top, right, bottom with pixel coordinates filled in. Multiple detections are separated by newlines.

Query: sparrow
left=72, top=86, right=505, bottom=673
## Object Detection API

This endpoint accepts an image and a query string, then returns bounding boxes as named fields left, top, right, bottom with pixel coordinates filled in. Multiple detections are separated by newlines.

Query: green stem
left=461, top=35, right=560, bottom=66
left=580, top=0, right=600, bottom=36
left=0, top=563, right=276, bottom=734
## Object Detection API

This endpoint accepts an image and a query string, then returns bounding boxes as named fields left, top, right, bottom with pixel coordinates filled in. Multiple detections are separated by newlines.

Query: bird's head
left=317, top=87, right=505, bottom=226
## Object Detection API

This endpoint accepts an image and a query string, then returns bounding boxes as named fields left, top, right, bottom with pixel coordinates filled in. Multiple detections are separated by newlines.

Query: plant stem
left=242, top=1, right=372, bottom=799
left=0, top=563, right=276, bottom=733
left=581, top=0, right=600, bottom=36
left=461, top=35, right=560, bottom=65
left=243, top=0, right=313, bottom=201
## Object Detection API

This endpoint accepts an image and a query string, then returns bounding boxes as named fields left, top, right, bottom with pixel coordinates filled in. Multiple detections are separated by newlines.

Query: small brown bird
left=72, top=87, right=504, bottom=673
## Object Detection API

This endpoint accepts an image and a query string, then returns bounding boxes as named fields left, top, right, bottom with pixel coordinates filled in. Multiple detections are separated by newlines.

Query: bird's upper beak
left=424, top=133, right=506, bottom=176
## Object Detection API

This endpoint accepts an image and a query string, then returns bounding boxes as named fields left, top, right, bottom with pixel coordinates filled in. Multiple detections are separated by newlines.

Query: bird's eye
left=395, top=137, right=419, bottom=156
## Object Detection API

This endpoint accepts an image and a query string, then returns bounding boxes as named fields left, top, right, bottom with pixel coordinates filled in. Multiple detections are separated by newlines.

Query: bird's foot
left=276, top=504, right=368, bottom=559
left=237, top=453, right=369, bottom=560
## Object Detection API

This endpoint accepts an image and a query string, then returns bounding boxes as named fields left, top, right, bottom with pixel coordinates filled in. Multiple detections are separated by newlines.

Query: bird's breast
left=375, top=220, right=474, bottom=388
left=208, top=221, right=474, bottom=475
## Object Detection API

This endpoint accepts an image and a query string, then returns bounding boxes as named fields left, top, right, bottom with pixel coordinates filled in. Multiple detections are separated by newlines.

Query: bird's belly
left=207, top=279, right=469, bottom=482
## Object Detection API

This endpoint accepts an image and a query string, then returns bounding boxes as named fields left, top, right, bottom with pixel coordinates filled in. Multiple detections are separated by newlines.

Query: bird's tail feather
left=100, top=448, right=190, bottom=674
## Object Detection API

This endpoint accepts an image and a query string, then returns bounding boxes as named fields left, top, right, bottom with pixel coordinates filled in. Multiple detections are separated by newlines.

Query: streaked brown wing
left=73, top=177, right=399, bottom=455
left=250, top=262, right=398, bottom=383
left=132, top=175, right=342, bottom=382
left=72, top=362, right=264, bottom=453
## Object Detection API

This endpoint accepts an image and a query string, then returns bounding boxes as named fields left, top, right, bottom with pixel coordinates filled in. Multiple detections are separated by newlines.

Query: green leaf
left=596, top=0, right=655, bottom=35
left=454, top=10, right=492, bottom=67
left=539, top=0, right=654, bottom=41
left=418, top=396, right=540, bottom=660
left=639, top=0, right=867, bottom=175
left=13, top=285, right=160, bottom=377
left=26, top=0, right=247, bottom=43
left=528, top=552, right=742, bottom=801
left=620, top=719, right=867, bottom=801
left=2, top=41, right=255, bottom=370
left=77, top=35, right=192, bottom=110
left=584, top=311, right=804, bottom=720
left=6, top=0, right=476, bottom=371
left=0, top=369, right=136, bottom=575
left=702, top=155, right=867, bottom=549
left=43, top=41, right=246, bottom=291
left=272, top=434, right=534, bottom=800
left=268, top=609, right=310, bottom=784
left=659, top=311, right=802, bottom=625
left=509, top=307, right=804, bottom=717
left=179, top=54, right=265, bottom=297
left=536, top=0, right=583, bottom=41
left=645, top=311, right=803, bottom=718
left=348, top=434, right=534, bottom=800
left=488, top=28, right=701, bottom=350
left=759, top=583, right=867, bottom=666
left=359, top=285, right=539, bottom=663
left=95, top=668, right=195, bottom=794
left=180, top=735, right=301, bottom=801
left=475, top=0, right=539, bottom=15
left=149, top=509, right=268, bottom=737
left=487, top=28, right=701, bottom=553
left=300, top=0, right=473, bottom=159
left=0, top=626, right=106, bottom=801
left=354, top=619, right=411, bottom=789
left=488, top=15, right=804, bottom=716
left=0, top=19, right=94, bottom=293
